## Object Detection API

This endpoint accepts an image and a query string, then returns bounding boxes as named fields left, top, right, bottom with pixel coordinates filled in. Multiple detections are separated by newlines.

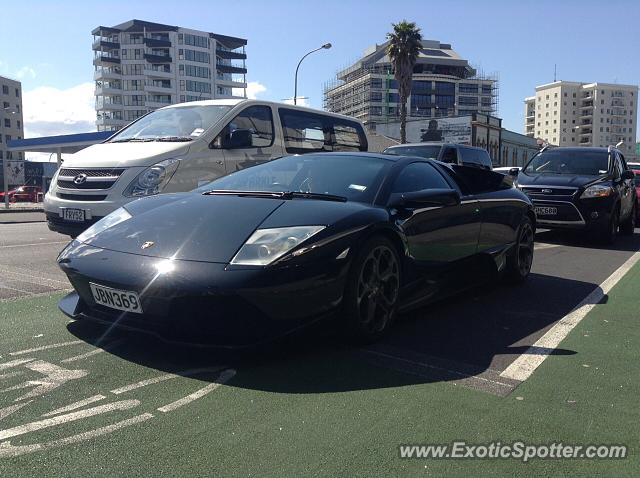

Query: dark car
left=515, top=147, right=636, bottom=243
left=384, top=143, right=493, bottom=170
left=57, top=152, right=535, bottom=347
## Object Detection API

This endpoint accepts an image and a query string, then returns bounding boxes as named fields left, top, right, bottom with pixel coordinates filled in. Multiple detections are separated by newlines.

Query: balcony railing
left=216, top=63, right=247, bottom=75
left=92, top=39, right=121, bottom=50
left=93, top=55, right=121, bottom=66
left=215, top=49, right=247, bottom=60
left=144, top=53, right=172, bottom=63
left=144, top=37, right=171, bottom=48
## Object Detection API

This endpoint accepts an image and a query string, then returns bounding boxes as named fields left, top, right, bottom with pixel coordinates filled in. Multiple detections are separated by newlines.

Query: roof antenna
left=553, top=64, right=557, bottom=82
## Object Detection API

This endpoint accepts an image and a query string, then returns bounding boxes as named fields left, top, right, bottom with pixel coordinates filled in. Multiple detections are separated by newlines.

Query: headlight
left=124, top=159, right=180, bottom=197
left=580, top=184, right=613, bottom=199
left=76, top=207, right=132, bottom=243
left=230, top=226, right=326, bottom=266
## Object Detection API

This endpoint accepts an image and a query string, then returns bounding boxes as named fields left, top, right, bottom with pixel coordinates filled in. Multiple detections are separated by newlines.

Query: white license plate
left=90, top=283, right=143, bottom=314
left=62, top=208, right=85, bottom=222
left=535, top=206, right=558, bottom=216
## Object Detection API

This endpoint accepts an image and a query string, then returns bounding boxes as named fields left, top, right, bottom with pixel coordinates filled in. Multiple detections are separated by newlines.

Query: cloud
left=22, top=82, right=96, bottom=139
left=283, top=97, right=310, bottom=107
left=234, top=81, right=267, bottom=99
left=15, top=66, right=36, bottom=79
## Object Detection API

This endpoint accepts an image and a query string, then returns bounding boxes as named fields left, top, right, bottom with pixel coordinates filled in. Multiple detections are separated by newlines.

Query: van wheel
left=504, top=216, right=534, bottom=284
left=620, top=204, right=636, bottom=235
left=343, top=236, right=401, bottom=343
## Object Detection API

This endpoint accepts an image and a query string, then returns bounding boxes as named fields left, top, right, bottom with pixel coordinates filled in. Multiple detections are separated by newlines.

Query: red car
left=0, top=185, right=43, bottom=203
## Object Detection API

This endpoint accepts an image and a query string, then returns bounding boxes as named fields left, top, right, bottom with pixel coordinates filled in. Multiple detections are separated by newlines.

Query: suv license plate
left=62, top=208, right=85, bottom=222
left=90, top=283, right=143, bottom=314
left=535, top=206, right=558, bottom=216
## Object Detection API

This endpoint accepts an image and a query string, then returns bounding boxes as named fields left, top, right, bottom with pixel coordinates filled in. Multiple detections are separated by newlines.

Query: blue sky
left=1, top=0, right=638, bottom=141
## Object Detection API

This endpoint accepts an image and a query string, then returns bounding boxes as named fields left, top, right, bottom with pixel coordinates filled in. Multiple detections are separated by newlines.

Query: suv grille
left=519, top=186, right=578, bottom=200
left=57, top=168, right=125, bottom=190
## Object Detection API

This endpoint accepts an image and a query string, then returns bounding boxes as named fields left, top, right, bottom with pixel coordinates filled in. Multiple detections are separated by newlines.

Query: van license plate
left=62, top=208, right=85, bottom=222
left=535, top=206, right=558, bottom=216
left=90, top=283, right=143, bottom=314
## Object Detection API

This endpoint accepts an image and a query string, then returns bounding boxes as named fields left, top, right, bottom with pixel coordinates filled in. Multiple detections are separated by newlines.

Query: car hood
left=80, top=194, right=374, bottom=264
left=517, top=173, right=605, bottom=188
left=61, top=141, right=193, bottom=168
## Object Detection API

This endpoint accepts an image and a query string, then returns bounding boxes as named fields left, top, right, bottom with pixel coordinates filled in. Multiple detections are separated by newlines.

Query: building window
left=3, top=118, right=9, bottom=128
left=1, top=85, right=8, bottom=95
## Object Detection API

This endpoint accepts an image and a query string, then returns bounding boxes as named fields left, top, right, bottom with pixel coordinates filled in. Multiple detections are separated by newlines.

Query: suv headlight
left=77, top=207, right=132, bottom=243
left=230, top=226, right=326, bottom=266
left=124, top=159, right=180, bottom=197
left=580, top=184, right=613, bottom=199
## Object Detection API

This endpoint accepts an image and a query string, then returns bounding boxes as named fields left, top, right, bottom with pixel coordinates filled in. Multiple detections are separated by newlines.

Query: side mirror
left=389, top=188, right=461, bottom=209
left=226, top=128, right=253, bottom=149
left=621, top=170, right=635, bottom=181
left=508, top=167, right=520, bottom=177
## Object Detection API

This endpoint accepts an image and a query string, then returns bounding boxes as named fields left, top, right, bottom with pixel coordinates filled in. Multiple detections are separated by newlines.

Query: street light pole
left=294, top=43, right=332, bottom=105
left=1, top=107, right=17, bottom=209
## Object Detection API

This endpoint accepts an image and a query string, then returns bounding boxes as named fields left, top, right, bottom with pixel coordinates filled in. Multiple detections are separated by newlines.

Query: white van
left=45, top=99, right=369, bottom=236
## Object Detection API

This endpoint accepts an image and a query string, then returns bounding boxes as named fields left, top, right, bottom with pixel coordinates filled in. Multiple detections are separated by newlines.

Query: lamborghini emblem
left=141, top=241, right=155, bottom=250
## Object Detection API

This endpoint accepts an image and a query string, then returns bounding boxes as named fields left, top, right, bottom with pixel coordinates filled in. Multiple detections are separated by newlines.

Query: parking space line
left=9, top=340, right=85, bottom=356
left=0, top=413, right=154, bottom=459
left=0, top=400, right=33, bottom=421
left=60, top=339, right=125, bottom=364
left=41, top=395, right=106, bottom=417
left=501, top=248, right=640, bottom=382
left=0, top=399, right=140, bottom=441
left=0, top=241, right=68, bottom=249
left=0, top=358, right=35, bottom=370
left=157, top=369, right=236, bottom=413
left=110, top=367, right=225, bottom=395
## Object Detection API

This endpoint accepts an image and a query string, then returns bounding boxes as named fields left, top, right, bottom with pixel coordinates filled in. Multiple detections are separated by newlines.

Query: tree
left=387, top=21, right=422, bottom=144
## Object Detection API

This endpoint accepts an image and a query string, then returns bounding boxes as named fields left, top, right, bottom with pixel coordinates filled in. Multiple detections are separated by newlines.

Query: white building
left=524, top=81, right=638, bottom=159
left=93, top=19, right=247, bottom=131
left=0, top=75, right=24, bottom=161
left=324, top=40, right=497, bottom=128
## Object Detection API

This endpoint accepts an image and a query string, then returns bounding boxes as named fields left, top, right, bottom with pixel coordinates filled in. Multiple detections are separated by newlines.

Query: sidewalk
left=0, top=209, right=45, bottom=223
left=0, top=201, right=44, bottom=213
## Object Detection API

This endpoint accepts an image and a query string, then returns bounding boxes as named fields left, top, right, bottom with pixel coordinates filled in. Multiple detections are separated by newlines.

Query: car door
left=616, top=152, right=633, bottom=219
left=391, top=162, right=481, bottom=267
left=219, top=104, right=284, bottom=174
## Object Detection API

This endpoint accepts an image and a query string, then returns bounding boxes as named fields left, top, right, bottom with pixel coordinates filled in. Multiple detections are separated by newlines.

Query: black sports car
left=57, top=152, right=535, bottom=347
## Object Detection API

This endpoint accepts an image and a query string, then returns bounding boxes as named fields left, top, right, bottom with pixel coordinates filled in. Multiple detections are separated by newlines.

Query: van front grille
left=57, top=168, right=125, bottom=190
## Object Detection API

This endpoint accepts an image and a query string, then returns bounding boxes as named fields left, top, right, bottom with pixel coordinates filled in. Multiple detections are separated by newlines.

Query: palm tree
left=387, top=21, right=422, bottom=143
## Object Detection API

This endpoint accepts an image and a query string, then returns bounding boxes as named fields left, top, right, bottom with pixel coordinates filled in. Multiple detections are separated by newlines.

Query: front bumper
left=57, top=241, right=349, bottom=347
left=531, top=198, right=612, bottom=231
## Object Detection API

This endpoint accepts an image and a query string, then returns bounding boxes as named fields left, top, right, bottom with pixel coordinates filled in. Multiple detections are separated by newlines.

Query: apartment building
left=93, top=19, right=247, bottom=131
left=324, top=40, right=497, bottom=128
left=524, top=81, right=638, bottom=159
left=0, top=75, right=24, bottom=161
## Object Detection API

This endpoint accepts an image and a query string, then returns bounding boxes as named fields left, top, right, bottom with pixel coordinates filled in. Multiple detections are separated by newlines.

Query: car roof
left=299, top=151, right=449, bottom=166
left=385, top=142, right=486, bottom=151
left=541, top=146, right=618, bottom=154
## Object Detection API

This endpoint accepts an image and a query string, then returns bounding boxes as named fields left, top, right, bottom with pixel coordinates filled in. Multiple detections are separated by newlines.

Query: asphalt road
left=0, top=222, right=639, bottom=476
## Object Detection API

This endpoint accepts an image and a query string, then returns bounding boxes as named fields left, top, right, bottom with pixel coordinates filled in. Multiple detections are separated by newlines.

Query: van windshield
left=523, top=150, right=610, bottom=176
left=109, top=105, right=232, bottom=142
left=384, top=145, right=442, bottom=159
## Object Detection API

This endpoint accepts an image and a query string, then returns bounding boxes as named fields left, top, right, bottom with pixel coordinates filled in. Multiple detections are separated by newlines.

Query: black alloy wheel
left=620, top=204, right=636, bottom=236
left=344, top=236, right=400, bottom=342
left=505, top=217, right=534, bottom=284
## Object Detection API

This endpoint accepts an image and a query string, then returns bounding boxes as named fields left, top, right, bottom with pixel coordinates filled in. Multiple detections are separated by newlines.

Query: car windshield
left=385, top=145, right=442, bottom=159
left=199, top=154, right=392, bottom=204
left=523, top=150, right=610, bottom=176
left=109, top=105, right=232, bottom=142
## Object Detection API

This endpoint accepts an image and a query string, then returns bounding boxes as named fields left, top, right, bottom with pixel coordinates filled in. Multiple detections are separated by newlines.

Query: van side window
left=441, top=147, right=457, bottom=164
left=224, top=105, right=274, bottom=148
left=279, top=108, right=367, bottom=154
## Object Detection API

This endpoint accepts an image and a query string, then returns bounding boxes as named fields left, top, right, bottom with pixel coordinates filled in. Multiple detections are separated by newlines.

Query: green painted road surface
left=0, top=264, right=639, bottom=477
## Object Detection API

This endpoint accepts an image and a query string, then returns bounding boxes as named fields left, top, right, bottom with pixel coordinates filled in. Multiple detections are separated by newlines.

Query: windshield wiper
left=203, top=190, right=288, bottom=199
left=282, top=191, right=347, bottom=202
left=202, top=190, right=348, bottom=202
left=110, top=138, right=155, bottom=143
left=155, top=136, right=193, bottom=142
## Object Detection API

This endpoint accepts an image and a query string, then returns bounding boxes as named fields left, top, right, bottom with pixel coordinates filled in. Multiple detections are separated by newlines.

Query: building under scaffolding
left=324, top=40, right=498, bottom=129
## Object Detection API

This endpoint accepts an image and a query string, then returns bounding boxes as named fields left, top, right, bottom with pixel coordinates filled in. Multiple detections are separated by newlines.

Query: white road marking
left=8, top=360, right=88, bottom=401
left=60, top=339, right=125, bottom=364
left=41, top=395, right=106, bottom=417
left=0, top=289, right=73, bottom=303
left=0, top=241, right=68, bottom=249
left=0, top=413, right=154, bottom=458
left=501, top=248, right=640, bottom=381
left=0, top=283, right=35, bottom=295
left=0, top=371, right=23, bottom=381
left=0, top=399, right=140, bottom=441
left=535, top=243, right=560, bottom=250
left=110, top=367, right=224, bottom=395
left=1, top=267, right=69, bottom=287
left=0, top=401, right=33, bottom=421
left=9, top=340, right=85, bottom=356
left=157, top=369, right=236, bottom=413
left=0, top=358, right=35, bottom=370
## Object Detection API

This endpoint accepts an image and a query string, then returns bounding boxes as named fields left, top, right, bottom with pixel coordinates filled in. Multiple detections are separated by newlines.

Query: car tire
left=600, top=206, right=619, bottom=245
left=504, top=216, right=534, bottom=284
left=619, top=204, right=636, bottom=236
left=343, top=236, right=401, bottom=343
